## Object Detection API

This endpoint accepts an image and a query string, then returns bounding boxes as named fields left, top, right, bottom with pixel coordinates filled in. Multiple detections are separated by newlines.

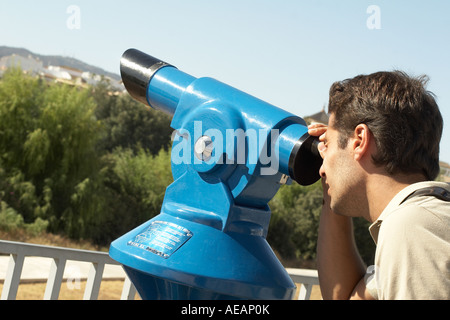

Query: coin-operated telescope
left=109, top=49, right=322, bottom=299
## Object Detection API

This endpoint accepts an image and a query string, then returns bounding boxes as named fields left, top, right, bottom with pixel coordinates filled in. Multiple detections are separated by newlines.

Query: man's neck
left=365, top=172, right=427, bottom=223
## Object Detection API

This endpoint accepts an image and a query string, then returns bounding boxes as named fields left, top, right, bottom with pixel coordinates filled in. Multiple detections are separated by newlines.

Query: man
left=308, top=71, right=450, bottom=300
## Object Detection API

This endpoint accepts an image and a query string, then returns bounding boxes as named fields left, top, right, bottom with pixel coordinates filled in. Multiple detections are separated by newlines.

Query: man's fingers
left=308, top=123, right=328, bottom=137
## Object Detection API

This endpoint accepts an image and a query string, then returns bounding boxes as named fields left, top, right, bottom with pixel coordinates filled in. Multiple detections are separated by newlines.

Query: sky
left=1, top=0, right=450, bottom=163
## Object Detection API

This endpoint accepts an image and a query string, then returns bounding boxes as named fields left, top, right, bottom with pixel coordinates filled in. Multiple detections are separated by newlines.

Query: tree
left=268, top=181, right=323, bottom=262
left=0, top=69, right=51, bottom=224
left=0, top=69, right=176, bottom=245
left=0, top=68, right=42, bottom=172
left=92, top=82, right=173, bottom=155
left=77, top=147, right=173, bottom=244
left=0, top=68, right=102, bottom=233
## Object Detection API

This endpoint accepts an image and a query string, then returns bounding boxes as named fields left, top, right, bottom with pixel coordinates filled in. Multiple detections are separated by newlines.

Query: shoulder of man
left=373, top=182, right=450, bottom=299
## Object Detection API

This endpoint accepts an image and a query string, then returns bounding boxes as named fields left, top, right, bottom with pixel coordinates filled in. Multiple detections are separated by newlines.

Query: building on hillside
left=0, top=54, right=124, bottom=93
left=0, top=54, right=43, bottom=75
left=44, top=65, right=72, bottom=81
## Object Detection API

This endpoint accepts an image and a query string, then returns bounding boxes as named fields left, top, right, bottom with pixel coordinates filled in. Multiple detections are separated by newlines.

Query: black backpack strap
left=400, top=187, right=450, bottom=205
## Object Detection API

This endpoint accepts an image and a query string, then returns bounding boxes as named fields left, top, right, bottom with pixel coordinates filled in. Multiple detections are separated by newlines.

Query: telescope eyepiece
left=120, top=49, right=173, bottom=106
left=289, top=135, right=323, bottom=186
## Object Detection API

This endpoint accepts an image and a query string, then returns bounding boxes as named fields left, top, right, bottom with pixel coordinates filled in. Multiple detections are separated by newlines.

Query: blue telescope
left=109, top=49, right=322, bottom=299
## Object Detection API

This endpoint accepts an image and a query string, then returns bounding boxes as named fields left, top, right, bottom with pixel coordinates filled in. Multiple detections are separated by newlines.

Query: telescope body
left=109, top=49, right=322, bottom=300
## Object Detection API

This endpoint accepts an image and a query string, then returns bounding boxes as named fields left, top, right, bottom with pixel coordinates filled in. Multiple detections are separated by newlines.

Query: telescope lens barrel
left=120, top=49, right=173, bottom=106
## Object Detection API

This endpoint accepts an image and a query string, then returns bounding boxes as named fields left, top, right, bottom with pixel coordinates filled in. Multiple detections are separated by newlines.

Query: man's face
left=318, top=114, right=362, bottom=216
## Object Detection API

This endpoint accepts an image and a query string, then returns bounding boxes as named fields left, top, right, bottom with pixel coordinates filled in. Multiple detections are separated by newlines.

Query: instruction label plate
left=127, top=221, right=193, bottom=259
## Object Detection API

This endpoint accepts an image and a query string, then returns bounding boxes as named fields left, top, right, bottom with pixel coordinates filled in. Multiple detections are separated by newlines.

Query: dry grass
left=0, top=230, right=107, bottom=252
left=0, top=279, right=131, bottom=300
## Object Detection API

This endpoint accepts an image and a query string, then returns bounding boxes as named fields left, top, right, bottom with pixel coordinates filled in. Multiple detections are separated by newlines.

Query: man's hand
left=308, top=123, right=327, bottom=159
left=308, top=123, right=328, bottom=140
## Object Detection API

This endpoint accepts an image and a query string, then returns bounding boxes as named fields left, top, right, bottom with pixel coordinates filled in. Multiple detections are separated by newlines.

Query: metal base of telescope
left=110, top=211, right=296, bottom=300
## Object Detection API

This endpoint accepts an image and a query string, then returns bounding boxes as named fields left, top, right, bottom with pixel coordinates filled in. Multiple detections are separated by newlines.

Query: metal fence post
left=1, top=253, right=25, bottom=300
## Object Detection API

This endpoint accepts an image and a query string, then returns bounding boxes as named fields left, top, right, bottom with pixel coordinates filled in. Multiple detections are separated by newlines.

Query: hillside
left=0, top=45, right=120, bottom=81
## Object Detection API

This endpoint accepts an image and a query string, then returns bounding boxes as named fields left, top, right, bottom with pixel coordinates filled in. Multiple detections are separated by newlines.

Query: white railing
left=0, top=240, right=137, bottom=300
left=0, top=240, right=319, bottom=300
left=286, top=268, right=319, bottom=300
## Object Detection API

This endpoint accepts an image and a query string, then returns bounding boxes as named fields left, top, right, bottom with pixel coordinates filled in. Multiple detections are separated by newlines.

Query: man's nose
left=319, top=164, right=326, bottom=179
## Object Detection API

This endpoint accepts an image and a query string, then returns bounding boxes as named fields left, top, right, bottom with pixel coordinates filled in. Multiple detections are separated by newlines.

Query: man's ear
left=351, top=124, right=371, bottom=161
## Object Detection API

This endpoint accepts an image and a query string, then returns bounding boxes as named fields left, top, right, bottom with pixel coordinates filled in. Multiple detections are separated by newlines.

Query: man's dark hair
left=328, top=70, right=443, bottom=180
